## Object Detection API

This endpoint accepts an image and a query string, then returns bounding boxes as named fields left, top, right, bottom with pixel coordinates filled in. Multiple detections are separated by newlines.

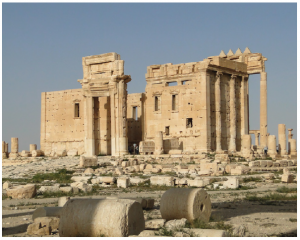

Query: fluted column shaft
left=215, top=71, right=222, bottom=152
left=229, top=75, right=236, bottom=152
left=260, top=72, right=268, bottom=147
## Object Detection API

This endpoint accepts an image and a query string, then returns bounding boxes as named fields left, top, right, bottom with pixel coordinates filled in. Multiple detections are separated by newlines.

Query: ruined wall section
left=41, top=89, right=85, bottom=155
left=127, top=93, right=144, bottom=147
left=144, top=60, right=211, bottom=153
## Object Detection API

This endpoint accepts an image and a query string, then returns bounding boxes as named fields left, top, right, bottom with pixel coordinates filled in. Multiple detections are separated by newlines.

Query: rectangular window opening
left=172, top=95, right=177, bottom=111
left=155, top=96, right=160, bottom=111
left=182, top=80, right=191, bottom=85
left=133, top=106, right=138, bottom=120
left=167, top=81, right=177, bottom=87
left=186, top=118, right=193, bottom=128
left=165, top=126, right=170, bottom=135
left=75, top=103, right=80, bottom=118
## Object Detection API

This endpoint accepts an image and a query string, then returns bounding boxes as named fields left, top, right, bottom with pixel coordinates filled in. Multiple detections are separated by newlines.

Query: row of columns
left=214, top=71, right=248, bottom=153
left=3, top=138, right=38, bottom=159
left=250, top=124, right=296, bottom=157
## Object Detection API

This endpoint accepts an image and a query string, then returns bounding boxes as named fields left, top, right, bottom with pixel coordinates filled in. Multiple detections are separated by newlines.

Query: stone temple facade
left=40, top=48, right=269, bottom=157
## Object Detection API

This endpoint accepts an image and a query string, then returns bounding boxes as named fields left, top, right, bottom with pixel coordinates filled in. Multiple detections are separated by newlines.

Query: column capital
left=230, top=74, right=237, bottom=80
left=216, top=71, right=223, bottom=78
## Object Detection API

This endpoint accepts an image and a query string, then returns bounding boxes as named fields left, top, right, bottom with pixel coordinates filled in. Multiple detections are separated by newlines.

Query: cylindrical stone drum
left=11, top=138, right=18, bottom=153
left=268, top=135, right=276, bottom=155
left=59, top=199, right=145, bottom=237
left=32, top=150, right=43, bottom=157
left=29, top=144, right=37, bottom=152
left=160, top=188, right=211, bottom=223
left=33, top=207, right=62, bottom=220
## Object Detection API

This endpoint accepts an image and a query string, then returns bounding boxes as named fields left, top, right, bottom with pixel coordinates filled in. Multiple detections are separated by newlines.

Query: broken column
left=59, top=199, right=145, bottom=237
left=154, top=131, right=164, bottom=155
left=288, top=128, right=293, bottom=140
left=215, top=71, right=222, bottom=153
left=2, top=141, right=7, bottom=159
left=32, top=150, right=44, bottom=157
left=9, top=137, right=19, bottom=158
left=30, top=144, right=37, bottom=152
left=289, top=139, right=297, bottom=157
left=267, top=135, right=277, bottom=157
left=160, top=188, right=211, bottom=223
left=241, top=135, right=251, bottom=158
left=260, top=72, right=268, bottom=148
left=5, top=142, right=8, bottom=154
left=11, top=137, right=18, bottom=153
left=278, top=124, right=287, bottom=156
left=2, top=141, right=5, bottom=153
left=229, top=75, right=236, bottom=153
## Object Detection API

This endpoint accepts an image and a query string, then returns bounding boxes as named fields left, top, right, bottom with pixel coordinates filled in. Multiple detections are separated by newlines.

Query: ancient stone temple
left=40, top=48, right=269, bottom=156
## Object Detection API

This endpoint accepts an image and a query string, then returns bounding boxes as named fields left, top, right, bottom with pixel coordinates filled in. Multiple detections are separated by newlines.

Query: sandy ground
left=2, top=156, right=297, bottom=237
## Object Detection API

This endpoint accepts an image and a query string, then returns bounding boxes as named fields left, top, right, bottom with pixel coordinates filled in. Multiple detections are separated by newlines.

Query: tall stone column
left=118, top=80, right=128, bottom=155
left=11, top=138, right=18, bottom=153
left=254, top=132, right=260, bottom=147
left=85, top=97, right=95, bottom=156
left=278, top=124, right=287, bottom=156
left=154, top=131, right=164, bottom=155
left=240, top=76, right=249, bottom=136
left=268, top=135, right=276, bottom=155
left=198, top=69, right=211, bottom=153
left=260, top=72, right=268, bottom=148
left=110, top=79, right=117, bottom=156
left=215, top=71, right=222, bottom=153
left=229, top=75, right=236, bottom=153
left=288, top=129, right=293, bottom=140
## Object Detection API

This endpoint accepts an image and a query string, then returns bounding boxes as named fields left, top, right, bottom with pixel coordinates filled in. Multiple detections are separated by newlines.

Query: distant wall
left=40, top=89, right=85, bottom=155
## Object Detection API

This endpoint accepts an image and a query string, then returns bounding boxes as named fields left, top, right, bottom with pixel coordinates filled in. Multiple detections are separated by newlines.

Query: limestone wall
left=40, top=89, right=85, bottom=155
left=144, top=61, right=210, bottom=153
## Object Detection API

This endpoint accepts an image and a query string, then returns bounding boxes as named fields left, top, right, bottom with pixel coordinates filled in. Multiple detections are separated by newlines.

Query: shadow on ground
left=2, top=211, right=35, bottom=219
left=2, top=223, right=30, bottom=236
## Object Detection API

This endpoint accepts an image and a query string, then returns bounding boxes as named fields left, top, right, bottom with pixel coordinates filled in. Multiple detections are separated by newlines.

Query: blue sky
left=2, top=3, right=297, bottom=151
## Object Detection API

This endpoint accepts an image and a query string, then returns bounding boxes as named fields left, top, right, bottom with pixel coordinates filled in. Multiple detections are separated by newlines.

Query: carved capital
left=231, top=74, right=237, bottom=80
left=216, top=71, right=223, bottom=79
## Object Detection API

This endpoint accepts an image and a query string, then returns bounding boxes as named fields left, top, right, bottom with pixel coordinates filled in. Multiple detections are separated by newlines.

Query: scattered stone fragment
left=6, top=184, right=36, bottom=199
left=160, top=188, right=211, bottom=223
left=59, top=199, right=145, bottom=237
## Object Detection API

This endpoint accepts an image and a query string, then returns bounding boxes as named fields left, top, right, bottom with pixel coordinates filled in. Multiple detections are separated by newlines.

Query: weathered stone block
left=145, top=219, right=166, bottom=230
left=6, top=184, right=36, bottom=199
left=223, top=177, right=239, bottom=189
left=117, top=177, right=129, bottom=188
left=79, top=156, right=97, bottom=167
left=150, top=176, right=174, bottom=186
